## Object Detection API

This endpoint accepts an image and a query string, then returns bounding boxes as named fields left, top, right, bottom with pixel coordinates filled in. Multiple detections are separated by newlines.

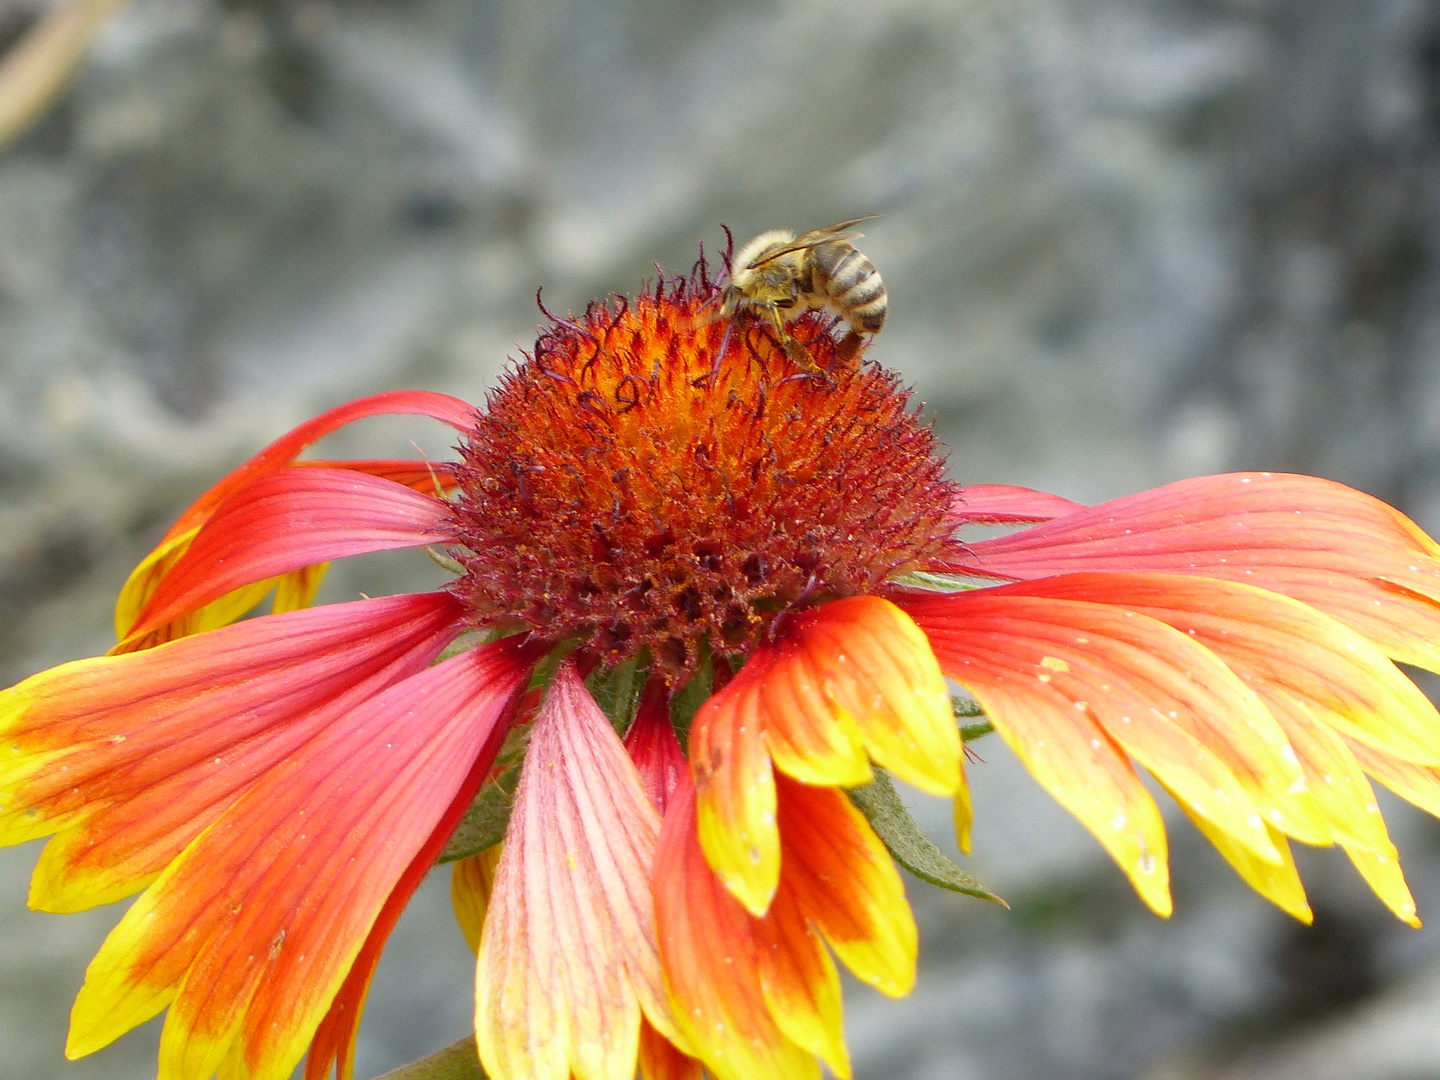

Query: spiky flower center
left=448, top=270, right=959, bottom=677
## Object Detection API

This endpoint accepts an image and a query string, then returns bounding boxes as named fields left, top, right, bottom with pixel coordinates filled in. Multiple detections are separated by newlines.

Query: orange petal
left=947, top=472, right=1440, bottom=673
left=125, top=468, right=454, bottom=643
left=638, top=1021, right=703, bottom=1080
left=688, top=667, right=779, bottom=916
left=907, top=588, right=1286, bottom=864
left=782, top=597, right=960, bottom=795
left=66, top=639, right=531, bottom=1080
left=476, top=662, right=673, bottom=1080
left=653, top=769, right=821, bottom=1080
left=752, top=874, right=851, bottom=1080
left=904, top=593, right=1173, bottom=914
left=774, top=775, right=917, bottom=997
left=1, top=593, right=464, bottom=912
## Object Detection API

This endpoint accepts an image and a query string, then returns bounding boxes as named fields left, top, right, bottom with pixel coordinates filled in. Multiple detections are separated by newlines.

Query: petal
left=1182, top=808, right=1313, bottom=923
left=690, top=597, right=958, bottom=916
left=124, top=468, right=454, bottom=644
left=638, top=1021, right=703, bottom=1080
left=947, top=473, right=1440, bottom=673
left=784, top=597, right=960, bottom=796
left=999, top=572, right=1440, bottom=768
left=1342, top=843, right=1419, bottom=927
left=158, top=392, right=475, bottom=547
left=477, top=662, right=674, bottom=1080
left=905, top=593, right=1180, bottom=915
left=451, top=847, right=502, bottom=956
left=624, top=679, right=687, bottom=816
left=905, top=588, right=1286, bottom=867
left=66, top=638, right=531, bottom=1080
left=946, top=484, right=1087, bottom=526
left=688, top=668, right=779, bottom=916
left=653, top=769, right=821, bottom=1080
left=773, top=776, right=917, bottom=997
left=752, top=876, right=851, bottom=1080
left=2, top=593, right=464, bottom=912
left=116, top=392, right=474, bottom=635
left=272, top=564, right=329, bottom=615
left=304, top=749, right=504, bottom=1080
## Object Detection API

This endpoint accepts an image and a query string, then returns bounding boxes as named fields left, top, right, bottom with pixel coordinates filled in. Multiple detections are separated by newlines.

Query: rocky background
left=4, top=0, right=1440, bottom=1077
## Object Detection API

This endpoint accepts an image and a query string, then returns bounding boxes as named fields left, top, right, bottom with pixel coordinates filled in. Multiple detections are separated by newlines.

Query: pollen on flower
left=448, top=263, right=959, bottom=677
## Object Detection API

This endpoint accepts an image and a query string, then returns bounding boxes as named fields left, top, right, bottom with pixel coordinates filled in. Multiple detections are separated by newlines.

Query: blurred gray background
left=5, top=0, right=1440, bottom=1077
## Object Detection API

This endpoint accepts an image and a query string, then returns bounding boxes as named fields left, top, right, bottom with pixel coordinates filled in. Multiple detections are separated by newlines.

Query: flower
left=6, top=252, right=1440, bottom=1080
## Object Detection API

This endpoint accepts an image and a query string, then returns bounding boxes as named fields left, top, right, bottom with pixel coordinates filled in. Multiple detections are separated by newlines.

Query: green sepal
left=438, top=763, right=521, bottom=864
left=668, top=650, right=713, bottom=749
left=373, top=1035, right=487, bottom=1080
left=848, top=768, right=1006, bottom=906
left=586, top=653, right=647, bottom=736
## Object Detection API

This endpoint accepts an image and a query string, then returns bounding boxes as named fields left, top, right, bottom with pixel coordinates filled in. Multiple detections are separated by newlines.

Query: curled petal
left=124, top=469, right=454, bottom=644
left=477, top=662, right=674, bottom=1080
left=66, top=639, right=531, bottom=1080
left=946, top=473, right=1440, bottom=673
left=2, top=593, right=465, bottom=911
left=116, top=393, right=474, bottom=636
left=783, top=597, right=959, bottom=796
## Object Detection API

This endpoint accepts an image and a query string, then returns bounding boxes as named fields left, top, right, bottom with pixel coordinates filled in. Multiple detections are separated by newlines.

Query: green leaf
left=848, top=768, right=1006, bottom=906
left=438, top=764, right=521, bottom=864
left=372, top=1036, right=487, bottom=1080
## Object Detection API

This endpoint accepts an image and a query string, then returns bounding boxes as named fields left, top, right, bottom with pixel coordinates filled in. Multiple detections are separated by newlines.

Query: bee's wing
left=746, top=215, right=880, bottom=268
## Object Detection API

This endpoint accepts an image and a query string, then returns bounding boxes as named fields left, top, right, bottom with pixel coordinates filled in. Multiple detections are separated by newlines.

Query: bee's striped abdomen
left=813, top=242, right=888, bottom=334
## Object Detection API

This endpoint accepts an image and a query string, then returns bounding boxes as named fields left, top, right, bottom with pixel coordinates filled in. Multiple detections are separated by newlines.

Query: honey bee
left=718, top=216, right=887, bottom=368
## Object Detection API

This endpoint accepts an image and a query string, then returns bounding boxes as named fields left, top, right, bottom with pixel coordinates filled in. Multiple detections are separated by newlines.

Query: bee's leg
left=769, top=307, right=822, bottom=373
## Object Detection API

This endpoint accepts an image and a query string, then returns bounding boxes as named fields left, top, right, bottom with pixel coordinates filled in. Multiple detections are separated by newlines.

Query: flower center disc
left=450, top=270, right=958, bottom=676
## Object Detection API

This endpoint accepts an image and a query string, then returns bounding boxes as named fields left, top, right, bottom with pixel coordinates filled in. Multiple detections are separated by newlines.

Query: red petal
left=3, top=593, right=464, bottom=912
left=304, top=729, right=505, bottom=1080
left=66, top=639, right=531, bottom=1080
left=946, top=485, right=1088, bottom=526
left=944, top=473, right=1440, bottom=672
left=294, top=458, right=460, bottom=495
left=158, top=391, right=474, bottom=547
left=126, top=468, right=453, bottom=641
left=625, top=679, right=686, bottom=816
left=476, top=662, right=672, bottom=1080
left=114, top=393, right=473, bottom=639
